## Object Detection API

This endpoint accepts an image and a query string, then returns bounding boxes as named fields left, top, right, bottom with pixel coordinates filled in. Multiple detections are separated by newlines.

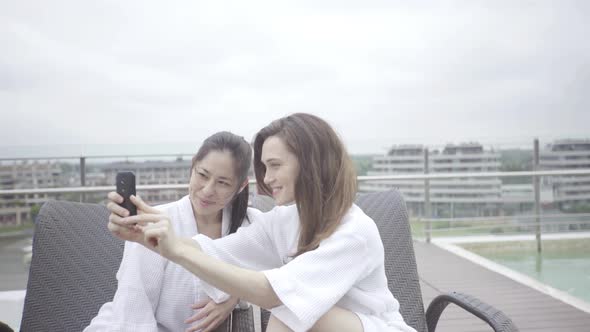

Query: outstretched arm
left=116, top=195, right=282, bottom=310
left=136, top=221, right=281, bottom=309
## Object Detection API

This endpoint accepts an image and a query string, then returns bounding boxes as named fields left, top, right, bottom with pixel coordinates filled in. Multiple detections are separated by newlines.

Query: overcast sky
left=1, top=1, right=589, bottom=155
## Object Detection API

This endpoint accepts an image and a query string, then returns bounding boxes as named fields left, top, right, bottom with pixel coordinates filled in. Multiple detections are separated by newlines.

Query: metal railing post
left=424, top=148, right=431, bottom=243
left=533, top=139, right=542, bottom=253
left=80, top=157, right=86, bottom=202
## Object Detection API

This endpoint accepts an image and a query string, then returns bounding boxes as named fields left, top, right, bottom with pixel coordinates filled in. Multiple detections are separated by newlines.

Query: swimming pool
left=460, top=239, right=590, bottom=304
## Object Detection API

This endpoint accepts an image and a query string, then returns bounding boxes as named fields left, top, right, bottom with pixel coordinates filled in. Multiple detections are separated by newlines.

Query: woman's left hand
left=185, top=296, right=240, bottom=332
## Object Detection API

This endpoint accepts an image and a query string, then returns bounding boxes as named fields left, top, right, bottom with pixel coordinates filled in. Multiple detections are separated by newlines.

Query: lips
left=198, top=197, right=215, bottom=207
left=272, top=187, right=282, bottom=196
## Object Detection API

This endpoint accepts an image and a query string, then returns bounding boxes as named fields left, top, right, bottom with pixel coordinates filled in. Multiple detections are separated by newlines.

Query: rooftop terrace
left=2, top=232, right=590, bottom=331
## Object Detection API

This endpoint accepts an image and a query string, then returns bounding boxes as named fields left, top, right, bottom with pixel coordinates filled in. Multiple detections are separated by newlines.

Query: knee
left=309, top=307, right=363, bottom=332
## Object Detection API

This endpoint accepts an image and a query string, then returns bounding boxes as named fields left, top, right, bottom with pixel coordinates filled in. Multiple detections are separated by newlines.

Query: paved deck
left=0, top=235, right=30, bottom=330
left=0, top=236, right=30, bottom=291
left=414, top=240, right=590, bottom=332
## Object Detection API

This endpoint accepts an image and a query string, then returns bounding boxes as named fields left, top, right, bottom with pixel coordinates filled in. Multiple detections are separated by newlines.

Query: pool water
left=461, top=239, right=590, bottom=304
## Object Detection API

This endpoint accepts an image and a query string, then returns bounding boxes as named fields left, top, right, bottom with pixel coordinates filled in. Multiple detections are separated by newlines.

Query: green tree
left=500, top=149, right=532, bottom=184
left=30, top=204, right=41, bottom=222
left=350, top=155, right=375, bottom=176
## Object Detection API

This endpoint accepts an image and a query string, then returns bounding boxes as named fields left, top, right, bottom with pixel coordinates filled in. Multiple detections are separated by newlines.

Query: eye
left=197, top=172, right=208, bottom=179
left=219, top=181, right=231, bottom=187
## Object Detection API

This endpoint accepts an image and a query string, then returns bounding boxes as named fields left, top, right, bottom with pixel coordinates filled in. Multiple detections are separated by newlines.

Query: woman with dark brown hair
left=107, top=114, right=416, bottom=332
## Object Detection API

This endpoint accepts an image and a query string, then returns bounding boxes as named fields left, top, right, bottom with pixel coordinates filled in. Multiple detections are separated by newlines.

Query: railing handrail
left=0, top=184, right=191, bottom=195
left=0, top=153, right=195, bottom=162
left=358, top=169, right=590, bottom=180
left=2, top=169, right=590, bottom=195
left=418, top=219, right=590, bottom=228
left=422, top=220, right=590, bottom=233
left=419, top=213, right=590, bottom=223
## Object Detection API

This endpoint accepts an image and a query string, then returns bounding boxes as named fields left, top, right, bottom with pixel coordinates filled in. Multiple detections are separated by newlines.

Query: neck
left=194, top=210, right=222, bottom=226
left=193, top=208, right=224, bottom=239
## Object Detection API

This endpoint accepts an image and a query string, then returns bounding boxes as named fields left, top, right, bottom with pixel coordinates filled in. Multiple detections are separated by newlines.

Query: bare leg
left=266, top=307, right=363, bottom=332
left=310, top=306, right=363, bottom=332
left=267, top=315, right=292, bottom=332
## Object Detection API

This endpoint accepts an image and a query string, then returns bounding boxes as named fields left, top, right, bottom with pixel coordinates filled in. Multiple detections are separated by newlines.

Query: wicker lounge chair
left=19, top=196, right=269, bottom=332
left=21, top=191, right=517, bottom=331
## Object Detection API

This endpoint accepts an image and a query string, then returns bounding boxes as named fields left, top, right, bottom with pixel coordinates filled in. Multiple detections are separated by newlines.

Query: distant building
left=360, top=143, right=502, bottom=217
left=98, top=158, right=257, bottom=205
left=0, top=161, right=64, bottom=225
left=99, top=159, right=193, bottom=205
left=540, top=139, right=590, bottom=209
left=500, top=184, right=555, bottom=215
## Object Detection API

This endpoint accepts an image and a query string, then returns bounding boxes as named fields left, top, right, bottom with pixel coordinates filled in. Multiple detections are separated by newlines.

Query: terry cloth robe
left=194, top=203, right=417, bottom=332
left=85, top=195, right=248, bottom=332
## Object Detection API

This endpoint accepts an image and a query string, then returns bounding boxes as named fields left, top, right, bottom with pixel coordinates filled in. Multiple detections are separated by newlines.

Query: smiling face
left=189, top=150, right=241, bottom=219
left=261, top=135, right=300, bottom=205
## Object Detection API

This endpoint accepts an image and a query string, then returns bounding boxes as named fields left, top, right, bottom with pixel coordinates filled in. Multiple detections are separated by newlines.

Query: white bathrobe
left=194, top=203, right=417, bottom=332
left=84, top=195, right=247, bottom=332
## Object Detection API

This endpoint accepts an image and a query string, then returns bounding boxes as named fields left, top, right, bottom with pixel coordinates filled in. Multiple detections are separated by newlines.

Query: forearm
left=173, top=238, right=282, bottom=309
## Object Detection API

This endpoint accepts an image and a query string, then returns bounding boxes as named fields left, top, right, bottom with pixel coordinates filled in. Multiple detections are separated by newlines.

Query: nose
left=202, top=180, right=216, bottom=196
left=263, top=171, right=273, bottom=186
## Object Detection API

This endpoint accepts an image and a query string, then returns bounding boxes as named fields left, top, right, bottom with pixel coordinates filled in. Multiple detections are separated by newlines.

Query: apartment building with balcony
left=540, top=139, right=590, bottom=210
left=360, top=143, right=502, bottom=217
left=0, top=161, right=64, bottom=225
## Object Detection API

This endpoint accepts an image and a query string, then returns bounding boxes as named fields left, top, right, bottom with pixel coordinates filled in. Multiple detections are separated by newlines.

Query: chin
left=275, top=197, right=294, bottom=206
left=192, top=200, right=213, bottom=214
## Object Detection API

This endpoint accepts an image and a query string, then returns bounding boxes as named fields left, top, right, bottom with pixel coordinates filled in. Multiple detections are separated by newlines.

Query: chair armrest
left=425, top=292, right=519, bottom=332
left=0, top=321, right=15, bottom=332
left=231, top=306, right=255, bottom=332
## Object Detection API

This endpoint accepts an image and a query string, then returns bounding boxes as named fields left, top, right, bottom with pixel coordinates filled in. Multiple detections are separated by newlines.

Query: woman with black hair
left=85, top=131, right=252, bottom=332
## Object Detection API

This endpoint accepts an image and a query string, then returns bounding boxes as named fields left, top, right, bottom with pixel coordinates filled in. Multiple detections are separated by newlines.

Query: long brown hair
left=192, top=131, right=252, bottom=234
left=253, top=113, right=357, bottom=256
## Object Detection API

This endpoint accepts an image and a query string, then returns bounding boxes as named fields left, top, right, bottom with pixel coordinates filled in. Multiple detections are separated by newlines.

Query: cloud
left=0, top=0, right=589, bottom=154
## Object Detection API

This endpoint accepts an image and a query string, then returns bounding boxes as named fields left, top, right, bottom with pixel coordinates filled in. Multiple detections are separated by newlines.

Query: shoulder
left=318, top=205, right=384, bottom=268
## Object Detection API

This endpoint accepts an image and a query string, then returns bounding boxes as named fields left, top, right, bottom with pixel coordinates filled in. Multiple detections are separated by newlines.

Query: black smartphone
left=116, top=171, right=137, bottom=216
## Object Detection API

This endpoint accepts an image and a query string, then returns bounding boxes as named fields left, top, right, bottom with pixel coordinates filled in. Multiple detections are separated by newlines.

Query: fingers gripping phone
left=116, top=171, right=137, bottom=216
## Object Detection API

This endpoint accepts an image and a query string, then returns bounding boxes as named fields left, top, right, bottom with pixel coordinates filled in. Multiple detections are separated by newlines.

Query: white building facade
left=540, top=139, right=590, bottom=210
left=360, top=143, right=502, bottom=217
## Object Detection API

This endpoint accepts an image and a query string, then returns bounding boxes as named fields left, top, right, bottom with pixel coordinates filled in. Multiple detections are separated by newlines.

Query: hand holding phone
left=116, top=171, right=137, bottom=216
